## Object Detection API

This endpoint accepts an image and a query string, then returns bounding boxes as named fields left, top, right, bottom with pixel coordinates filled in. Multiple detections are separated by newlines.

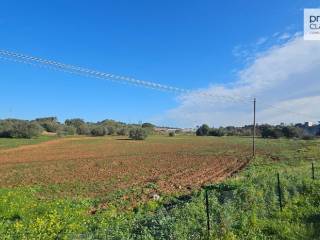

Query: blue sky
left=1, top=0, right=320, bottom=127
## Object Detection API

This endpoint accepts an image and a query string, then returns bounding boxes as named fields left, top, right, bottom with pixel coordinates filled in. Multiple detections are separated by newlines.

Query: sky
left=0, top=0, right=320, bottom=127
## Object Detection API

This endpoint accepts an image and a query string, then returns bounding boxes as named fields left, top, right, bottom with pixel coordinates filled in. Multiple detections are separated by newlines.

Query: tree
left=91, top=126, right=106, bottom=136
left=169, top=132, right=175, bottom=137
left=260, top=125, right=283, bottom=139
left=129, top=127, right=148, bottom=140
left=209, top=128, right=225, bottom=137
left=282, top=126, right=302, bottom=138
left=65, top=119, right=90, bottom=135
left=117, top=128, right=128, bottom=136
left=65, top=119, right=85, bottom=128
left=196, top=124, right=210, bottom=136
left=57, top=125, right=76, bottom=136
left=142, top=123, right=154, bottom=128
left=34, top=117, right=60, bottom=133
left=0, top=119, right=42, bottom=138
left=106, top=126, right=115, bottom=135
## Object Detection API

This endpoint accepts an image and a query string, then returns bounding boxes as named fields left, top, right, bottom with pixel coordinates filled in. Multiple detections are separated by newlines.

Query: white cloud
left=155, top=34, right=320, bottom=128
left=278, top=32, right=291, bottom=40
left=256, top=37, right=267, bottom=45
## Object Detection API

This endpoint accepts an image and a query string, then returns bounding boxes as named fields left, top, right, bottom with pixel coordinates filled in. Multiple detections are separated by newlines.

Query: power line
left=0, top=49, right=252, bottom=103
left=0, top=49, right=189, bottom=94
left=0, top=49, right=319, bottom=121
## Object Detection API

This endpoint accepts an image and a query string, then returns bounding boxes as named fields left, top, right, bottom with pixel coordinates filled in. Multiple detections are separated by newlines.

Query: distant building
left=154, top=127, right=180, bottom=133
left=304, top=122, right=314, bottom=127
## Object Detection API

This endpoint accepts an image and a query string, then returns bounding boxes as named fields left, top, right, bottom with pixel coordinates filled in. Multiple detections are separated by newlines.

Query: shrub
left=282, top=126, right=302, bottom=138
left=175, top=129, right=182, bottom=134
left=57, top=125, right=76, bottom=136
left=169, top=132, right=175, bottom=137
left=301, top=135, right=315, bottom=140
left=106, top=126, right=115, bottom=135
left=129, top=127, right=148, bottom=140
left=142, top=123, right=154, bottom=128
left=117, top=128, right=128, bottom=136
left=77, top=124, right=90, bottom=135
left=35, top=117, right=60, bottom=133
left=208, top=128, right=224, bottom=137
left=260, top=125, right=283, bottom=139
left=40, top=121, right=60, bottom=132
left=63, top=125, right=76, bottom=135
left=196, top=124, right=210, bottom=136
left=91, top=126, right=106, bottom=136
left=0, top=119, right=42, bottom=138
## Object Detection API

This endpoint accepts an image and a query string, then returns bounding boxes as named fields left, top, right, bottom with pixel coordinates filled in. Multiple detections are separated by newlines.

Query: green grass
left=0, top=135, right=57, bottom=150
left=0, top=136, right=319, bottom=239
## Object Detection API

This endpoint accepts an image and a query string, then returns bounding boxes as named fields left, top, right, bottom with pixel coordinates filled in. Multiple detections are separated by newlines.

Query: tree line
left=196, top=123, right=320, bottom=139
left=0, top=117, right=153, bottom=140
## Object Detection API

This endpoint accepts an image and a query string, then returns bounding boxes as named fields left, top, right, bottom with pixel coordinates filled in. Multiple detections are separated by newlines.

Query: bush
left=91, top=126, right=106, bottom=136
left=142, top=123, right=154, bottom=128
left=175, top=129, right=182, bottom=134
left=196, top=124, right=210, bottom=136
left=208, top=128, right=224, bottom=137
left=301, top=135, right=315, bottom=140
left=260, top=125, right=283, bottom=139
left=63, top=125, right=76, bottom=135
left=0, top=119, right=42, bottom=138
left=117, top=128, right=128, bottom=136
left=65, top=118, right=90, bottom=135
left=106, top=126, right=115, bottom=135
left=129, top=128, right=148, bottom=140
left=282, top=126, right=302, bottom=138
left=76, top=124, right=90, bottom=135
left=35, top=117, right=60, bottom=133
left=57, top=125, right=76, bottom=136
left=169, top=132, right=175, bottom=137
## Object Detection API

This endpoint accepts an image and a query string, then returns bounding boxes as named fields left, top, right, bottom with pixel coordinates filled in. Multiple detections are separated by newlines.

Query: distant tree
left=169, top=132, right=175, bottom=137
left=65, top=119, right=85, bottom=129
left=208, top=128, right=225, bottom=137
left=142, top=123, right=154, bottom=128
left=260, top=125, right=283, bottom=139
left=175, top=129, right=182, bottom=134
left=106, top=126, right=115, bottom=135
left=35, top=117, right=60, bottom=133
left=302, top=135, right=315, bottom=140
left=65, top=119, right=90, bottom=135
left=196, top=124, right=210, bottom=136
left=77, top=124, right=90, bottom=135
left=117, top=128, right=128, bottom=136
left=129, top=127, right=148, bottom=140
left=0, top=119, right=42, bottom=138
left=282, top=126, right=302, bottom=138
left=57, top=125, right=76, bottom=136
left=91, top=126, right=106, bottom=136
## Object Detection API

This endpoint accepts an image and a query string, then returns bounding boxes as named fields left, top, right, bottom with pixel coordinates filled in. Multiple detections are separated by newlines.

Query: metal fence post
left=205, top=189, right=210, bottom=239
left=312, top=162, right=315, bottom=180
left=277, top=173, right=283, bottom=211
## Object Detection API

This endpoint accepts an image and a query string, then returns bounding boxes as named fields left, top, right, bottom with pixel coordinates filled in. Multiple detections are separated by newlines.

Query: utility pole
left=253, top=98, right=256, bottom=158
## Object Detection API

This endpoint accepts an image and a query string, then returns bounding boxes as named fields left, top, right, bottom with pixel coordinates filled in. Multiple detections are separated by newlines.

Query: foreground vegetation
left=0, top=136, right=319, bottom=239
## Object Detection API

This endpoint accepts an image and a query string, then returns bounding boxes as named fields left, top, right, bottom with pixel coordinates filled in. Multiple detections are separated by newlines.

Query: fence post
left=205, top=189, right=210, bottom=239
left=312, top=162, right=315, bottom=180
left=277, top=173, right=283, bottom=211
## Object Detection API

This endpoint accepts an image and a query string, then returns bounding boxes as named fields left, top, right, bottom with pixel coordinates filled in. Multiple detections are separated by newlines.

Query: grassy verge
left=0, top=135, right=57, bottom=150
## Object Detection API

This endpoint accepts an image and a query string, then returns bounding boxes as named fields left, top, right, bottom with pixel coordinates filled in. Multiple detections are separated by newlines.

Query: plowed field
left=0, top=135, right=251, bottom=199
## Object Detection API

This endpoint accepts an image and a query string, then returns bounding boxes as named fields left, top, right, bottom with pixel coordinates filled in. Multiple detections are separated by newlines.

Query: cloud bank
left=158, top=34, right=320, bottom=128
